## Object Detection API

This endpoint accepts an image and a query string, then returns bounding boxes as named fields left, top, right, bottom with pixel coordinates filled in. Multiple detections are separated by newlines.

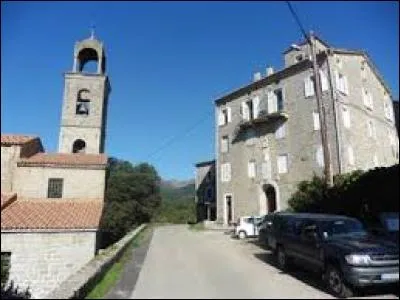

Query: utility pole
left=309, top=31, right=334, bottom=187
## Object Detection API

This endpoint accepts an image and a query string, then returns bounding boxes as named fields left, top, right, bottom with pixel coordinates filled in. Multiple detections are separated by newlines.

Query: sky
left=1, top=1, right=399, bottom=181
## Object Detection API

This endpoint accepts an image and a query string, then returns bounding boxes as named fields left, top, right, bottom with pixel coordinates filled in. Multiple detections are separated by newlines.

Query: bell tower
left=58, top=32, right=111, bottom=154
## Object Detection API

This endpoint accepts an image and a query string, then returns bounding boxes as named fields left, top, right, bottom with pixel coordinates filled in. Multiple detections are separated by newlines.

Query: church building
left=1, top=33, right=111, bottom=298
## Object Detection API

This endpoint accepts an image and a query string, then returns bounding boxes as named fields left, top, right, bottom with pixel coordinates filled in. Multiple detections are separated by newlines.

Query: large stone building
left=1, top=34, right=110, bottom=298
left=214, top=36, right=399, bottom=225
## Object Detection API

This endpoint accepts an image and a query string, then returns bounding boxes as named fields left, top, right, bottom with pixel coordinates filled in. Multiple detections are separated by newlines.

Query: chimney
left=253, top=72, right=262, bottom=82
left=266, top=67, right=274, bottom=76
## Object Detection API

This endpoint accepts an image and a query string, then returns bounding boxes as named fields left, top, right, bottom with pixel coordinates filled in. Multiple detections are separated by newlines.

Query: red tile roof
left=1, top=193, right=17, bottom=210
left=18, top=153, right=108, bottom=167
left=1, top=134, right=38, bottom=146
left=1, top=198, right=104, bottom=230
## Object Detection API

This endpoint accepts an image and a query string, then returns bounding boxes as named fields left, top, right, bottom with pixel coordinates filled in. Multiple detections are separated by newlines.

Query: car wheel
left=238, top=231, right=247, bottom=239
left=276, top=246, right=289, bottom=271
left=325, top=264, right=354, bottom=298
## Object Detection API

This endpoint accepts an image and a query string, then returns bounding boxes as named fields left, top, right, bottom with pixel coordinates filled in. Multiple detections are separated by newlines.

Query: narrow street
left=130, top=225, right=335, bottom=299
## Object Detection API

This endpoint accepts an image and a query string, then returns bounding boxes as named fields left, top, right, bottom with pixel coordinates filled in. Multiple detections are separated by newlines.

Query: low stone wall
left=44, top=224, right=146, bottom=299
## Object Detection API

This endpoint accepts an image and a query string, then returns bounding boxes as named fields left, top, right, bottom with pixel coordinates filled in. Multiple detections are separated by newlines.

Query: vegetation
left=85, top=227, right=151, bottom=299
left=99, top=158, right=161, bottom=249
left=288, top=164, right=399, bottom=219
left=152, top=182, right=196, bottom=224
left=1, top=253, right=31, bottom=299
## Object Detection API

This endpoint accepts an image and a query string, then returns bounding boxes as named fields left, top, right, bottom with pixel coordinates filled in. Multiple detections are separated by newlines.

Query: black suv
left=270, top=213, right=399, bottom=298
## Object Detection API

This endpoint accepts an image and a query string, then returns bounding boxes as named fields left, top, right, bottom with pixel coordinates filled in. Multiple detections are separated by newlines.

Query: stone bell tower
left=58, top=31, right=111, bottom=154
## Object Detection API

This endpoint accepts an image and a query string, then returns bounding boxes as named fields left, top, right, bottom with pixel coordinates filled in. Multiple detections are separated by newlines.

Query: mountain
left=160, top=179, right=195, bottom=202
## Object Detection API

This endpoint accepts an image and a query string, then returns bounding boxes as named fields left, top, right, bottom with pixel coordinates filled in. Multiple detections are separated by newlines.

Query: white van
left=234, top=215, right=264, bottom=239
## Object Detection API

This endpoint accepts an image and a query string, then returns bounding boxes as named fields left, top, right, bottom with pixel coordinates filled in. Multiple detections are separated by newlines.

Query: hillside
left=160, top=180, right=195, bottom=202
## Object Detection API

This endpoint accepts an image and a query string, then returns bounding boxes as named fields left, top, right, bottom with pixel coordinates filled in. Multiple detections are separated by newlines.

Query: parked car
left=258, top=213, right=276, bottom=247
left=363, top=212, right=399, bottom=245
left=269, top=212, right=399, bottom=298
left=234, top=215, right=264, bottom=239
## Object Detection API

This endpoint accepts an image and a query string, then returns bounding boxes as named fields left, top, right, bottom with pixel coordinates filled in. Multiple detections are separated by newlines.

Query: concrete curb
left=44, top=224, right=147, bottom=299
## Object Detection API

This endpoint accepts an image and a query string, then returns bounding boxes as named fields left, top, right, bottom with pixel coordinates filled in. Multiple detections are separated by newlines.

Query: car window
left=320, top=219, right=366, bottom=239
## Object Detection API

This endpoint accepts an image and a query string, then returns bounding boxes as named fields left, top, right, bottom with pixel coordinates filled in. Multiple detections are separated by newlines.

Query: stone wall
left=1, top=230, right=97, bottom=299
left=14, top=166, right=105, bottom=199
left=1, top=145, right=21, bottom=193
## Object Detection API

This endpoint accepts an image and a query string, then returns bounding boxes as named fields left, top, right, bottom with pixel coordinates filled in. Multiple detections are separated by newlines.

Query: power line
left=146, top=108, right=214, bottom=160
left=285, top=1, right=309, bottom=41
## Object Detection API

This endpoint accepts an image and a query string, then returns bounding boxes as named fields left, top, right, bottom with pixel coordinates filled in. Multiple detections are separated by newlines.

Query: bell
left=78, top=103, right=88, bottom=114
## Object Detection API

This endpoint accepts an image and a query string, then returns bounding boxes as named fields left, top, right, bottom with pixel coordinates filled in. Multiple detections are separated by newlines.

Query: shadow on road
left=250, top=240, right=399, bottom=299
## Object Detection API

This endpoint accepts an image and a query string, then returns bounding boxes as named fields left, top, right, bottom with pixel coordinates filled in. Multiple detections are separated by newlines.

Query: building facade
left=1, top=34, right=111, bottom=298
left=215, top=37, right=399, bottom=225
left=195, top=160, right=216, bottom=222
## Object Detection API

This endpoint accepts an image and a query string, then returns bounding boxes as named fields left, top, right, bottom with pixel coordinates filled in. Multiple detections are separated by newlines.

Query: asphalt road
left=130, top=225, right=336, bottom=299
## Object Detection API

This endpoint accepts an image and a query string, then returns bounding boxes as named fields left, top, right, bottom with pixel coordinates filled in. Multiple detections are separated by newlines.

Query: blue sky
left=1, top=1, right=398, bottom=180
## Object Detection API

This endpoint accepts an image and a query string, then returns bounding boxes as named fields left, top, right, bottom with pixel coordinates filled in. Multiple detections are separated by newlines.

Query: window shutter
left=373, top=154, right=379, bottom=167
left=248, top=161, right=256, bottom=178
left=277, top=155, right=288, bottom=174
left=334, top=70, right=340, bottom=91
left=267, top=91, right=274, bottom=114
left=218, top=109, right=225, bottom=126
left=304, top=77, right=314, bottom=97
left=348, top=146, right=354, bottom=165
left=221, top=136, right=228, bottom=153
left=253, top=96, right=260, bottom=119
left=343, top=76, right=349, bottom=95
left=313, top=112, right=320, bottom=131
left=275, top=123, right=286, bottom=139
left=342, top=107, right=350, bottom=128
left=319, top=70, right=328, bottom=92
left=362, top=88, right=369, bottom=107
left=316, top=145, right=324, bottom=167
left=226, top=163, right=231, bottom=182
left=242, top=102, right=250, bottom=120
left=369, top=93, right=373, bottom=110
left=227, top=107, right=232, bottom=123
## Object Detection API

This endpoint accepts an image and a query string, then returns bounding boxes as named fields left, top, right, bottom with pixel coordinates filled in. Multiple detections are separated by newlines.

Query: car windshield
left=320, top=219, right=367, bottom=239
left=383, top=216, right=399, bottom=232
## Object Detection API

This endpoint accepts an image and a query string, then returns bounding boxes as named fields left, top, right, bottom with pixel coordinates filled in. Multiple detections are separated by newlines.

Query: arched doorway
left=72, top=139, right=86, bottom=153
left=263, top=184, right=277, bottom=213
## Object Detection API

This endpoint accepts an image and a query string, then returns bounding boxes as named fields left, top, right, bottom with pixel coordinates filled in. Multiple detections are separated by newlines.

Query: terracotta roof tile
left=18, top=153, right=108, bottom=167
left=1, top=193, right=17, bottom=210
left=1, top=134, right=38, bottom=146
left=1, top=198, right=104, bottom=230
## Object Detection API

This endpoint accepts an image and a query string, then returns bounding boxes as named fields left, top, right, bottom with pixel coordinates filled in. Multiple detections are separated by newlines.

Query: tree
left=99, top=158, right=162, bottom=248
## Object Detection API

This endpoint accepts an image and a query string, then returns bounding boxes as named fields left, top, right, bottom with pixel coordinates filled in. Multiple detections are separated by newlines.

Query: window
left=252, top=96, right=260, bottom=119
left=275, top=89, right=284, bottom=111
left=367, top=120, right=376, bottom=139
left=248, top=160, right=256, bottom=178
left=342, top=106, right=351, bottom=128
left=362, top=88, right=373, bottom=110
left=275, top=123, right=286, bottom=139
left=261, top=161, right=271, bottom=179
left=347, top=146, right=355, bottom=166
left=316, top=145, right=324, bottom=167
left=384, top=97, right=393, bottom=121
left=277, top=154, right=288, bottom=174
left=221, top=163, right=231, bottom=182
left=335, top=71, right=349, bottom=95
left=48, top=178, right=63, bottom=198
left=295, top=54, right=303, bottom=62
left=76, top=89, right=90, bottom=115
left=336, top=57, right=343, bottom=69
left=218, top=107, right=231, bottom=126
left=221, top=136, right=229, bottom=153
left=241, top=100, right=254, bottom=121
left=313, top=112, right=320, bottom=131
left=304, top=76, right=315, bottom=97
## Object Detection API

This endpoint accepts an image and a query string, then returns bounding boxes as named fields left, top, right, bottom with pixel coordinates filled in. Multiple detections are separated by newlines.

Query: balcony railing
left=239, top=110, right=288, bottom=128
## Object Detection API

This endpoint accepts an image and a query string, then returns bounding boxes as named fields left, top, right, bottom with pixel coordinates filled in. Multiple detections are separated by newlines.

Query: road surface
left=130, top=225, right=335, bottom=299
